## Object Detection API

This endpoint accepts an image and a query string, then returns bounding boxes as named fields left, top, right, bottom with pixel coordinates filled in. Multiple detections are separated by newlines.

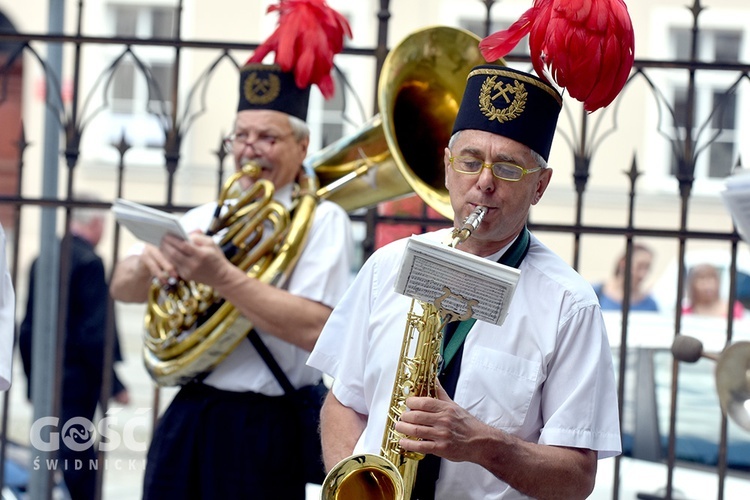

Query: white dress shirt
left=308, top=229, right=621, bottom=500
left=131, top=183, right=353, bottom=393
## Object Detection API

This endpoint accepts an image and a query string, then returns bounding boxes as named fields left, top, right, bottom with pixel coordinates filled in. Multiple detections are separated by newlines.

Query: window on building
left=107, top=3, right=176, bottom=149
left=319, top=72, right=346, bottom=149
left=669, top=27, right=742, bottom=181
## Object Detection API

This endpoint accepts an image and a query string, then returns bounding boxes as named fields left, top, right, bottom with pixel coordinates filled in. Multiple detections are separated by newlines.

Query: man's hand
left=110, top=243, right=179, bottom=302
left=138, top=243, right=178, bottom=286
left=395, top=380, right=598, bottom=500
left=160, top=232, right=230, bottom=288
left=394, top=380, right=487, bottom=463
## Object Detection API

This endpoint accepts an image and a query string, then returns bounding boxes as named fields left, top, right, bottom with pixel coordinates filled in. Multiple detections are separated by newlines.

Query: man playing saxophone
left=109, top=2, right=353, bottom=498
left=307, top=64, right=621, bottom=499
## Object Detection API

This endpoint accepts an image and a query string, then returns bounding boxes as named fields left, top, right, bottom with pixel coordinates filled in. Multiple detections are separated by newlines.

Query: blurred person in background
left=593, top=243, right=659, bottom=312
left=683, top=263, right=744, bottom=319
left=19, top=195, right=129, bottom=500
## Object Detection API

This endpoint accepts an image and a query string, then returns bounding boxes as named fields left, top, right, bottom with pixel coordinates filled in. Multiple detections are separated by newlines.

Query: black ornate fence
left=1, top=0, right=749, bottom=499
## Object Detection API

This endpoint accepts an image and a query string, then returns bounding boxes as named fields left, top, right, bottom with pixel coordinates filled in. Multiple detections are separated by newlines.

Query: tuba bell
left=142, top=26, right=488, bottom=386
left=311, top=25, right=487, bottom=218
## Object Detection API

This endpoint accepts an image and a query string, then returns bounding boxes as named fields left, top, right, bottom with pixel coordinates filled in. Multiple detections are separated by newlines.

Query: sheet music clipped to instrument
left=394, top=234, right=520, bottom=326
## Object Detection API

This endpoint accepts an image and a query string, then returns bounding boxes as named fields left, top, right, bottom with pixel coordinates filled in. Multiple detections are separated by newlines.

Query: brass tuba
left=310, top=25, right=487, bottom=218
left=142, top=26, right=487, bottom=386
left=321, top=207, right=488, bottom=500
left=143, top=163, right=319, bottom=386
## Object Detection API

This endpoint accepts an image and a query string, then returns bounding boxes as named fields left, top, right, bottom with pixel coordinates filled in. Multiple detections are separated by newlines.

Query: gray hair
left=288, top=115, right=310, bottom=142
left=448, top=130, right=548, bottom=170
left=71, top=192, right=105, bottom=225
left=230, top=114, right=310, bottom=142
left=529, top=149, right=548, bottom=170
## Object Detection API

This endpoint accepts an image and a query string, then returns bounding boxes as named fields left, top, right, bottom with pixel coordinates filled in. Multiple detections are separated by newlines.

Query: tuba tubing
left=143, top=165, right=318, bottom=386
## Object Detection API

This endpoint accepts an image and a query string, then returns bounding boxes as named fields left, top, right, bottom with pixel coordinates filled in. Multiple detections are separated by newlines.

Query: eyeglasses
left=223, top=130, right=293, bottom=154
left=449, top=155, right=542, bottom=182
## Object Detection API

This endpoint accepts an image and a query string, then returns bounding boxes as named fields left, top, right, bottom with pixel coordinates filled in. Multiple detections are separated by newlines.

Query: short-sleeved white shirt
left=308, top=229, right=621, bottom=500
left=0, top=223, right=15, bottom=391
left=134, top=183, right=353, bottom=393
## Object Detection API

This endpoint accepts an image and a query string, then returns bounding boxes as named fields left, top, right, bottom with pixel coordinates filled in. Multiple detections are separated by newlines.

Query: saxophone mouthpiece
left=451, top=206, right=487, bottom=247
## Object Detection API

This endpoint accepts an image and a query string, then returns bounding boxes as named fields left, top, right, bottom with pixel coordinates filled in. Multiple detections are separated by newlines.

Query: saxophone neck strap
left=441, top=227, right=531, bottom=369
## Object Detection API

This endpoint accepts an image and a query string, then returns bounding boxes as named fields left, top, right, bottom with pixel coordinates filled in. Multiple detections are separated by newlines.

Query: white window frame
left=305, top=3, right=372, bottom=154
left=440, top=1, right=531, bottom=62
left=645, top=7, right=750, bottom=197
left=84, top=1, right=179, bottom=166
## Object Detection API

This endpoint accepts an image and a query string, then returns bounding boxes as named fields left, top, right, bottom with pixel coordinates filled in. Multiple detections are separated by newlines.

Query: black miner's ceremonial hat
left=452, top=65, right=562, bottom=162
left=237, top=63, right=310, bottom=121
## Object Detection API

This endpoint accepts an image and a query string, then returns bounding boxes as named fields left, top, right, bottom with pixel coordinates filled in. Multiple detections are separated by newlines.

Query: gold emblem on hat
left=479, top=76, right=527, bottom=123
left=244, top=71, right=281, bottom=105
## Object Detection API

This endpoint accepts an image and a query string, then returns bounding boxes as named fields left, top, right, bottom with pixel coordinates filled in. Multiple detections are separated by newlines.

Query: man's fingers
left=434, top=379, right=451, bottom=401
left=142, top=245, right=177, bottom=283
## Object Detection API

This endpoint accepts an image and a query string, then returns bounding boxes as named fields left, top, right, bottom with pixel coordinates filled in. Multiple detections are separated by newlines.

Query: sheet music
left=721, top=170, right=750, bottom=242
left=394, top=234, right=520, bottom=325
left=112, top=198, right=190, bottom=246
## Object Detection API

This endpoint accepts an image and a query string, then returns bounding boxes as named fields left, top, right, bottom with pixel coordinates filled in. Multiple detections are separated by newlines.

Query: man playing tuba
left=109, top=2, right=353, bottom=498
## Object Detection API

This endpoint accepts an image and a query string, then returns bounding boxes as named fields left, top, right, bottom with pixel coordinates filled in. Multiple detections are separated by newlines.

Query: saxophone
left=321, top=206, right=487, bottom=500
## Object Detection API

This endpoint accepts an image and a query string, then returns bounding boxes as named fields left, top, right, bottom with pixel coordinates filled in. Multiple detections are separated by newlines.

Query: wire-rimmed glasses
left=449, top=155, right=542, bottom=182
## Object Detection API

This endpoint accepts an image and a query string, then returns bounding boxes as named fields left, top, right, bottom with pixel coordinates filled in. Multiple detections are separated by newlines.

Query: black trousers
left=143, top=382, right=308, bottom=500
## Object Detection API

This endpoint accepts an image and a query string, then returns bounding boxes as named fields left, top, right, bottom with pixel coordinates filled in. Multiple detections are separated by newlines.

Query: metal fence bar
left=1, top=1, right=748, bottom=499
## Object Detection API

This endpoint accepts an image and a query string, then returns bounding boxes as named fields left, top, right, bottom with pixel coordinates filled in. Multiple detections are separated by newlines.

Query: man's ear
left=298, top=136, right=310, bottom=157
left=444, top=147, right=452, bottom=189
left=532, top=168, right=553, bottom=205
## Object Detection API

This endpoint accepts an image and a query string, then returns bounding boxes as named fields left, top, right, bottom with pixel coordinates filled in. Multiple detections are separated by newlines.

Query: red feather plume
left=479, top=0, right=635, bottom=112
left=248, top=0, right=352, bottom=99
